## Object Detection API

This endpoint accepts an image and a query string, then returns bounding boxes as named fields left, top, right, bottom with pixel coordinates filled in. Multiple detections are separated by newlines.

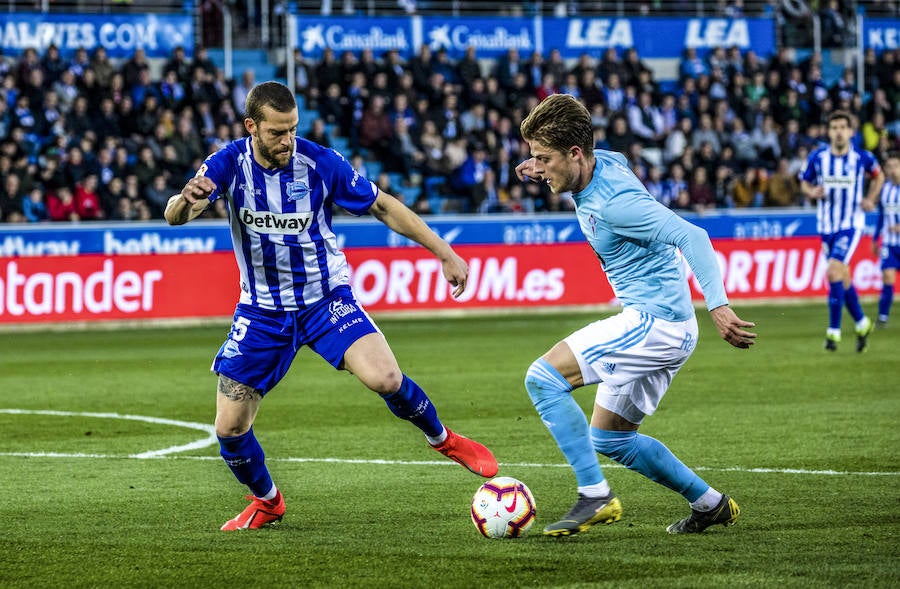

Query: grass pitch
left=1, top=303, right=898, bottom=588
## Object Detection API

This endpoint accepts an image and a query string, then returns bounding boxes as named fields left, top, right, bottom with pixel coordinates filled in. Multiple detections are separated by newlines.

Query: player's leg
left=589, top=404, right=738, bottom=534
left=341, top=332, right=497, bottom=477
left=825, top=258, right=847, bottom=350
left=527, top=318, right=629, bottom=536
left=584, top=312, right=738, bottom=533
left=215, top=377, right=285, bottom=531
left=212, top=305, right=295, bottom=531
left=878, top=250, right=898, bottom=326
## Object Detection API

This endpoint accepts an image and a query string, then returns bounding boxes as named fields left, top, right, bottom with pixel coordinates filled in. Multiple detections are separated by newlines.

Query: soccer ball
left=470, top=477, right=536, bottom=539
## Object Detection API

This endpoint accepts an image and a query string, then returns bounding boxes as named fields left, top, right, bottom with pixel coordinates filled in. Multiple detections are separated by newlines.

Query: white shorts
left=564, top=307, right=698, bottom=424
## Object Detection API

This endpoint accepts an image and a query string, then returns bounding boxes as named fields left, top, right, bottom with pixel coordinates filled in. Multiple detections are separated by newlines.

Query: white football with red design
left=470, top=476, right=536, bottom=539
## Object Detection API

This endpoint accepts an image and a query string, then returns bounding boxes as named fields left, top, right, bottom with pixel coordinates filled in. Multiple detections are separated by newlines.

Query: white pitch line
left=0, top=450, right=897, bottom=477
left=1, top=408, right=897, bottom=477
left=0, top=408, right=217, bottom=458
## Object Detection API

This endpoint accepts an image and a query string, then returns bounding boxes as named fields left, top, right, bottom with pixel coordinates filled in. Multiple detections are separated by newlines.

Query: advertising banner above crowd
left=293, top=15, right=775, bottom=59
left=862, top=17, right=900, bottom=52
left=0, top=236, right=883, bottom=325
left=0, top=211, right=827, bottom=258
left=0, top=13, right=193, bottom=58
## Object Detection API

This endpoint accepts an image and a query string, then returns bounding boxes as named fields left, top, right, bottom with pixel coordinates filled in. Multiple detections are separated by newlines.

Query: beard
left=254, top=136, right=293, bottom=169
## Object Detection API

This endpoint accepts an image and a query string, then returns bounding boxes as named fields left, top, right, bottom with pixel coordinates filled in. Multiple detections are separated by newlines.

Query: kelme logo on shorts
left=239, top=208, right=313, bottom=234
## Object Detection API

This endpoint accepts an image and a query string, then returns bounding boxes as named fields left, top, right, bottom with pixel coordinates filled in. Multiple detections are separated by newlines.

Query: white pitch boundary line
left=1, top=409, right=898, bottom=477
left=0, top=408, right=217, bottom=458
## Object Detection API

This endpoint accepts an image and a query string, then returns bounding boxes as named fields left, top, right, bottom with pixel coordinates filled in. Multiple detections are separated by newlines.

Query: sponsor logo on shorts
left=329, top=298, right=359, bottom=325
left=223, top=339, right=242, bottom=358
left=601, top=362, right=617, bottom=375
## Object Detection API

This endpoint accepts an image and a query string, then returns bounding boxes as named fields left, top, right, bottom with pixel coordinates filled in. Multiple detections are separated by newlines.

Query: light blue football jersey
left=198, top=137, right=378, bottom=311
left=571, top=150, right=728, bottom=322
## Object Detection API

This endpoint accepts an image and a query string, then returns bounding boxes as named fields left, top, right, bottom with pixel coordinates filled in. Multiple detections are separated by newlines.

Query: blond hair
left=520, top=94, right=594, bottom=155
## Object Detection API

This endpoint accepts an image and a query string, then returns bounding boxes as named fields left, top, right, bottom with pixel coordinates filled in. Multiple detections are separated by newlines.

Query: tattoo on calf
left=218, top=375, right=262, bottom=402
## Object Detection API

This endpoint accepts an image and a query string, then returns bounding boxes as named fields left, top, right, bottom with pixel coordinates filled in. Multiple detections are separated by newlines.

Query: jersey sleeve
left=195, top=147, right=236, bottom=203
left=602, top=193, right=729, bottom=311
left=798, top=152, right=818, bottom=184
left=862, top=150, right=882, bottom=177
left=320, top=148, right=378, bottom=216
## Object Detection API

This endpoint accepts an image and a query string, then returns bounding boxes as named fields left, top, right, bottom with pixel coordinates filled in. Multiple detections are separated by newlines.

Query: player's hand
left=440, top=251, right=469, bottom=298
left=861, top=198, right=876, bottom=212
left=181, top=176, right=217, bottom=205
left=515, top=158, right=538, bottom=183
left=871, top=241, right=880, bottom=256
left=808, top=185, right=825, bottom=200
left=710, top=305, right=756, bottom=349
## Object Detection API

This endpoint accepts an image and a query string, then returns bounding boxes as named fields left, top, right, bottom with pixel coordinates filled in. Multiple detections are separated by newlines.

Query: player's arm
left=800, top=180, right=825, bottom=200
left=861, top=171, right=885, bottom=212
left=165, top=176, right=217, bottom=225
left=606, top=197, right=756, bottom=348
left=369, top=190, right=468, bottom=297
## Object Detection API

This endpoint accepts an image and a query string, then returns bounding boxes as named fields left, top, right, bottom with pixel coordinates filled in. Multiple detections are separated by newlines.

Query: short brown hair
left=827, top=110, right=854, bottom=128
left=520, top=94, right=594, bottom=155
left=245, top=81, right=296, bottom=123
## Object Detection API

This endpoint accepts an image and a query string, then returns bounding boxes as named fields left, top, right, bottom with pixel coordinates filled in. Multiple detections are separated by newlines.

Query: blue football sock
left=828, top=281, right=845, bottom=329
left=843, top=285, right=864, bottom=322
left=382, top=374, right=443, bottom=438
left=591, top=427, right=709, bottom=502
left=525, top=358, right=605, bottom=487
left=879, top=283, right=894, bottom=320
left=218, top=427, right=274, bottom=498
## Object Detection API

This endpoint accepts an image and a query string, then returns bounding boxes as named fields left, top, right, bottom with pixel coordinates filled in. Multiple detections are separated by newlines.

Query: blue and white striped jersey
left=799, top=146, right=881, bottom=234
left=875, top=179, right=900, bottom=248
left=198, top=137, right=378, bottom=311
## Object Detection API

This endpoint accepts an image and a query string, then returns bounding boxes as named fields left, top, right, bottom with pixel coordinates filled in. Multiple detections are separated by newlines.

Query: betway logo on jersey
left=822, top=175, right=856, bottom=188
left=239, top=208, right=313, bottom=234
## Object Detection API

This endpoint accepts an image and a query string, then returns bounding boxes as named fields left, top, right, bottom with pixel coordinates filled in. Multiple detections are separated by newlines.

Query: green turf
left=1, top=303, right=898, bottom=588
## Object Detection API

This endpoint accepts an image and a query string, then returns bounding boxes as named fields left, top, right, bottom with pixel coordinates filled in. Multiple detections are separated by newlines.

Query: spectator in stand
left=22, top=186, right=47, bottom=222
left=495, top=48, right=522, bottom=92
left=765, top=157, right=800, bottom=207
left=232, top=70, right=255, bottom=117
left=727, top=117, right=757, bottom=170
left=730, top=167, right=767, bottom=208
left=74, top=174, right=104, bottom=220
left=627, top=90, right=665, bottom=148
left=602, top=72, right=626, bottom=113
left=144, top=174, right=175, bottom=217
left=0, top=173, right=25, bottom=222
left=457, top=46, right=481, bottom=88
left=679, top=47, right=708, bottom=83
left=606, top=114, right=634, bottom=155
left=47, top=185, right=78, bottom=221
left=359, top=94, right=394, bottom=161
left=688, top=165, right=716, bottom=212
left=306, top=118, right=331, bottom=149
left=752, top=114, right=782, bottom=167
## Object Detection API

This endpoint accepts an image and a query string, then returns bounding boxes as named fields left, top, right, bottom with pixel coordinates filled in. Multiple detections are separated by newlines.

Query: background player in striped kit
left=516, top=94, right=756, bottom=537
left=799, top=110, right=884, bottom=352
left=872, top=152, right=900, bottom=327
left=165, top=82, right=497, bottom=531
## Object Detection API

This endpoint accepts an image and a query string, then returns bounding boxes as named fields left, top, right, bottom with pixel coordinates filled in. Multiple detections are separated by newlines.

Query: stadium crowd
left=0, top=35, right=896, bottom=223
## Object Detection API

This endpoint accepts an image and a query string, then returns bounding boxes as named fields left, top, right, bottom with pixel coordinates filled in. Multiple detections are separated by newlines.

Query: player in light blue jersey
left=800, top=110, right=884, bottom=352
left=872, top=152, right=900, bottom=327
left=516, top=94, right=756, bottom=536
left=165, top=82, right=498, bottom=531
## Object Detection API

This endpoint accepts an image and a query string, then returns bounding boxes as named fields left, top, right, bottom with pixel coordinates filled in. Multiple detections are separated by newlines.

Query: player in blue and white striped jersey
left=800, top=110, right=884, bottom=352
left=165, top=82, right=497, bottom=531
left=872, top=153, right=900, bottom=327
